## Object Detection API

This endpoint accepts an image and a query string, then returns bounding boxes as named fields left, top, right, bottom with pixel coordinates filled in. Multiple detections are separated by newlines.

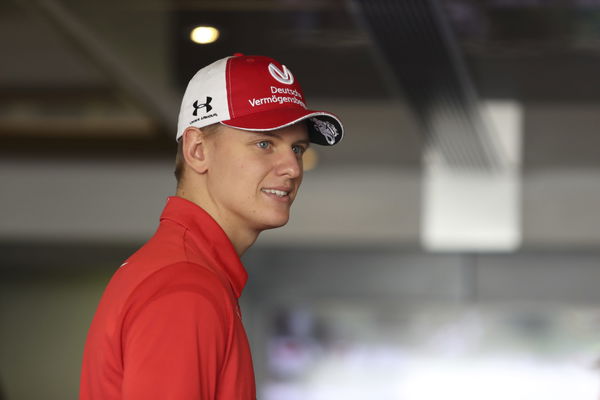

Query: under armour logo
left=268, top=63, right=294, bottom=85
left=192, top=97, right=213, bottom=116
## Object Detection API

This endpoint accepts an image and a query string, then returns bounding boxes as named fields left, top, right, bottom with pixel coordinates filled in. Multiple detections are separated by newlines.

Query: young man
left=80, top=54, right=343, bottom=399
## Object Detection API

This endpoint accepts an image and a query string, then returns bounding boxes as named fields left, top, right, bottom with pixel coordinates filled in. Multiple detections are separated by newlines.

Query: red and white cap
left=176, top=54, right=344, bottom=146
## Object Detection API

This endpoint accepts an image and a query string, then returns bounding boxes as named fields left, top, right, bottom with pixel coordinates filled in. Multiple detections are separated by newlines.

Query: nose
left=276, top=148, right=302, bottom=178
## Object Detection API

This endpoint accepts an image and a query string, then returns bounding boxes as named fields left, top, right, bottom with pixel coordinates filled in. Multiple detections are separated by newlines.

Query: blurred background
left=2, top=0, right=600, bottom=398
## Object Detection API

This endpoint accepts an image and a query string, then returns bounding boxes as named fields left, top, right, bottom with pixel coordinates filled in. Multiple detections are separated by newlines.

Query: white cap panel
left=176, top=57, right=231, bottom=141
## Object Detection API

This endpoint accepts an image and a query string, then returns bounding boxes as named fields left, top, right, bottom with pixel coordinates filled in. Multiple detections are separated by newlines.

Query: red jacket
left=80, top=196, right=256, bottom=399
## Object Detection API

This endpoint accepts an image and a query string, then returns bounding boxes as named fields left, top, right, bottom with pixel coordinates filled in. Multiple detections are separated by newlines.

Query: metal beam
left=351, top=0, right=508, bottom=170
left=13, top=0, right=178, bottom=136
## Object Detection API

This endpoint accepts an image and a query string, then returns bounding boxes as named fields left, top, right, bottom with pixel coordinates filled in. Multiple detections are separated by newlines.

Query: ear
left=181, top=126, right=210, bottom=174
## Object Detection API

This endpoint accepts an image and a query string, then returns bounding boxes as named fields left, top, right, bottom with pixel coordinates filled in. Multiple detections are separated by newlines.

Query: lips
left=261, top=188, right=289, bottom=198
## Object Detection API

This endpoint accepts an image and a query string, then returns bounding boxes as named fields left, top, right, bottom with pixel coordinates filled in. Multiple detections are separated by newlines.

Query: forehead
left=262, top=123, right=309, bottom=141
left=219, top=122, right=309, bottom=142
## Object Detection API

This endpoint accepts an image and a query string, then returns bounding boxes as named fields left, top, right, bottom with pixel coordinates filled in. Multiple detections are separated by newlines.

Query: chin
left=257, top=213, right=290, bottom=231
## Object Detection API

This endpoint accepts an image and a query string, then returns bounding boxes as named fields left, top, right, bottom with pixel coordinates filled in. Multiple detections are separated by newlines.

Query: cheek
left=239, top=159, right=271, bottom=181
left=226, top=163, right=263, bottom=198
left=212, top=150, right=272, bottom=194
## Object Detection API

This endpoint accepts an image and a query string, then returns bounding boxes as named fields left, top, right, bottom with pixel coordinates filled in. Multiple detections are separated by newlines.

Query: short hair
left=174, top=123, right=222, bottom=186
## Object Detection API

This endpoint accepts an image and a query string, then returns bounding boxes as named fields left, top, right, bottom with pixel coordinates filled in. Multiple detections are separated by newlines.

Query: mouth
left=260, top=187, right=294, bottom=206
left=261, top=189, right=290, bottom=198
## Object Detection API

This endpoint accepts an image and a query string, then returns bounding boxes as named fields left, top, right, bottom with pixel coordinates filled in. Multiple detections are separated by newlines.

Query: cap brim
left=221, top=108, right=344, bottom=146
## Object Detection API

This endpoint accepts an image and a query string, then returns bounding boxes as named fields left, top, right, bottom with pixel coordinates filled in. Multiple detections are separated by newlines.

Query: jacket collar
left=159, top=196, right=248, bottom=298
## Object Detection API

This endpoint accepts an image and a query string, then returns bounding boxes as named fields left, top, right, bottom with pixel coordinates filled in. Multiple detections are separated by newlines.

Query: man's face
left=204, top=123, right=309, bottom=234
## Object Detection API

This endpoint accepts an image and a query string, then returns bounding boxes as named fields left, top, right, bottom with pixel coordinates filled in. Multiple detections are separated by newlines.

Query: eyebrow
left=249, top=131, right=310, bottom=146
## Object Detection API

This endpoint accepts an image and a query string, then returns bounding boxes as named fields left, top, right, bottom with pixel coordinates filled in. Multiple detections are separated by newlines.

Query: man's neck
left=175, top=189, right=258, bottom=256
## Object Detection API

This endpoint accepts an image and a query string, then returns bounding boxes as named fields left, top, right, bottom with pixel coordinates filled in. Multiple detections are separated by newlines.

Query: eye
left=292, top=144, right=307, bottom=156
left=256, top=140, right=271, bottom=150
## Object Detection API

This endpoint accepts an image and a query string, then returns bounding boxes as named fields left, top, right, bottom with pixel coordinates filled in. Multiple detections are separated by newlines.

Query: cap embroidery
left=192, top=97, right=213, bottom=115
left=268, top=63, right=294, bottom=85
left=312, top=118, right=339, bottom=145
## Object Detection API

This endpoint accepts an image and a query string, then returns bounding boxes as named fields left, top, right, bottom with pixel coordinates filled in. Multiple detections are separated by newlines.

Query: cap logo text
left=268, top=63, right=294, bottom=85
left=192, top=97, right=213, bottom=115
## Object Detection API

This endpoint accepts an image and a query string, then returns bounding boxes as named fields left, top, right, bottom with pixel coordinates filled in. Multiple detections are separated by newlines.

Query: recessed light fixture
left=190, top=26, right=220, bottom=44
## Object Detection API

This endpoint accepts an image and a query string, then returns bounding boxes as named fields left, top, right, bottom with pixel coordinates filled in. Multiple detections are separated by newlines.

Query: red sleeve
left=121, top=263, right=233, bottom=400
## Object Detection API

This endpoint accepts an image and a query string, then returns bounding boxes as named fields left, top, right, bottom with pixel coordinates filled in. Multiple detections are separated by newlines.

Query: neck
left=176, top=187, right=259, bottom=256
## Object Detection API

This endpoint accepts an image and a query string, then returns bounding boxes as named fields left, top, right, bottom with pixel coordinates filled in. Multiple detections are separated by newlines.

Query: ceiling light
left=190, top=26, right=219, bottom=44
